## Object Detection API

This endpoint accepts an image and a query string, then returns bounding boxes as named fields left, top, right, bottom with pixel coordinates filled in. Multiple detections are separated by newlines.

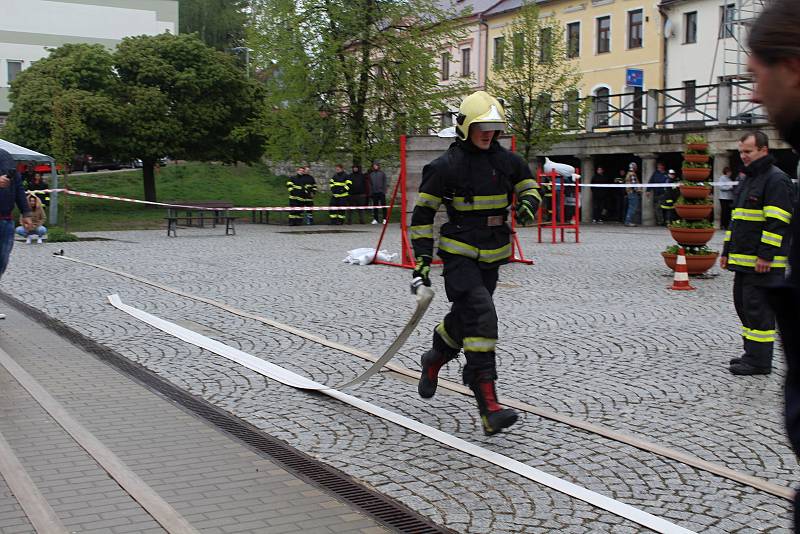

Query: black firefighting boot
left=418, top=349, right=453, bottom=399
left=470, top=377, right=518, bottom=436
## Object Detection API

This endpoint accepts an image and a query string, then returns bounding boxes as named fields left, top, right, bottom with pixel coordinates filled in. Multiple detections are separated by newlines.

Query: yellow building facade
left=482, top=0, right=664, bottom=101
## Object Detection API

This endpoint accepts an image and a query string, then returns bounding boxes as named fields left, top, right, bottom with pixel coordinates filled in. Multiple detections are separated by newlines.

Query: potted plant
left=669, top=219, right=716, bottom=245
left=674, top=195, right=713, bottom=220
left=679, top=180, right=713, bottom=199
left=661, top=245, right=720, bottom=274
left=685, top=134, right=709, bottom=152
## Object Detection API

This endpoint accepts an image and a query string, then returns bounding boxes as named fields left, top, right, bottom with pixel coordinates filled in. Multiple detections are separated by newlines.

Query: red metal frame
left=372, top=134, right=533, bottom=269
left=536, top=169, right=581, bottom=244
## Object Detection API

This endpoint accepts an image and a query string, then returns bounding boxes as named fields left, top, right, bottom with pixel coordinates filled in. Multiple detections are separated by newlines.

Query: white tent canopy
left=0, top=138, right=53, bottom=162
left=0, top=138, right=59, bottom=224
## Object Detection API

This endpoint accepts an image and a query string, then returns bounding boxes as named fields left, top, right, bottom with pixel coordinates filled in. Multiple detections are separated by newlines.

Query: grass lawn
left=50, top=162, right=336, bottom=232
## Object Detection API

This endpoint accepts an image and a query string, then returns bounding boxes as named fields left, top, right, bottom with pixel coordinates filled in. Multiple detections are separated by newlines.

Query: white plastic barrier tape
left=107, top=293, right=697, bottom=534
left=30, top=189, right=386, bottom=211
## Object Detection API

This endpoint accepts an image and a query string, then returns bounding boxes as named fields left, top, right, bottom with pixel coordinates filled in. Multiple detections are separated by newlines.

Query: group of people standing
left=285, top=163, right=389, bottom=226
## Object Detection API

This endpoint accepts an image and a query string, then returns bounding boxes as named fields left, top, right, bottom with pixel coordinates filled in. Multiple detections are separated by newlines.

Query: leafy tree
left=4, top=35, right=265, bottom=202
left=250, top=0, right=467, bottom=167
left=113, top=33, right=266, bottom=200
left=179, top=0, right=249, bottom=51
left=486, top=1, right=585, bottom=161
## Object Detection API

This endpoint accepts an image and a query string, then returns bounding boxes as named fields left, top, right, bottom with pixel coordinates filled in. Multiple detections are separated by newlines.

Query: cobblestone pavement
left=1, top=222, right=796, bottom=533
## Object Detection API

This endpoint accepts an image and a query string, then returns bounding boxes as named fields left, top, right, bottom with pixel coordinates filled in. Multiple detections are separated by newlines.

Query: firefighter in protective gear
left=410, top=90, right=541, bottom=436
left=721, top=131, right=794, bottom=375
left=286, top=166, right=308, bottom=226
left=659, top=170, right=679, bottom=226
left=301, top=166, right=317, bottom=225
left=329, top=164, right=350, bottom=225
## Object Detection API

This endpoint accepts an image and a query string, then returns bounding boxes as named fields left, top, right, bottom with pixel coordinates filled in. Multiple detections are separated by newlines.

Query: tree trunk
left=142, top=158, right=157, bottom=202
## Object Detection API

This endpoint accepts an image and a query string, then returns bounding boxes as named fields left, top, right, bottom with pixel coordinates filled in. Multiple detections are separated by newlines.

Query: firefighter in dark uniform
left=721, top=131, right=794, bottom=375
left=301, top=166, right=317, bottom=225
left=410, top=91, right=541, bottom=435
left=329, top=164, right=350, bottom=225
left=286, top=166, right=308, bottom=226
left=659, top=169, right=679, bottom=226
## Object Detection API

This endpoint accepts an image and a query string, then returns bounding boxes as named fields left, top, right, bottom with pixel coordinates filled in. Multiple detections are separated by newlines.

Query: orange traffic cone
left=669, top=247, right=696, bottom=291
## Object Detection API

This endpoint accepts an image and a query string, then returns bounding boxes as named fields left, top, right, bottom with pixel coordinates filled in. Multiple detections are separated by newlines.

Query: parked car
left=72, top=155, right=122, bottom=172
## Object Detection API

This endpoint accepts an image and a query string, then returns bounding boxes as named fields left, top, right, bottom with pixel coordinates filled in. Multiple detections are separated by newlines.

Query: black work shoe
left=481, top=408, right=518, bottom=436
left=729, top=357, right=741, bottom=365
left=418, top=350, right=446, bottom=399
left=730, top=362, right=771, bottom=376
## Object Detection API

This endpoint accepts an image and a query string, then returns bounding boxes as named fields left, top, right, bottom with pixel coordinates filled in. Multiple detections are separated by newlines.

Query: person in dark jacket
left=410, top=91, right=541, bottom=436
left=328, top=164, right=349, bottom=225
left=286, top=167, right=307, bottom=226
left=591, top=166, right=609, bottom=223
left=747, top=1, right=800, bottom=527
left=720, top=131, right=793, bottom=376
left=649, top=162, right=670, bottom=226
left=347, top=165, right=368, bottom=224
left=368, top=162, right=388, bottom=224
left=0, top=150, right=33, bottom=319
left=25, top=172, right=50, bottom=206
left=302, top=166, right=317, bottom=225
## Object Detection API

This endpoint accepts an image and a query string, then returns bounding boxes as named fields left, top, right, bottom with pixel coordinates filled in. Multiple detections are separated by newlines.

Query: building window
left=719, top=4, right=735, bottom=39
left=461, top=48, right=471, bottom=77
left=597, top=16, right=611, bottom=54
left=513, top=33, right=525, bottom=66
left=440, top=52, right=449, bottom=81
left=493, top=36, right=505, bottom=69
left=594, top=87, right=610, bottom=126
left=539, top=28, right=552, bottom=63
left=567, top=22, right=580, bottom=58
left=683, top=80, right=696, bottom=110
left=684, top=12, right=698, bottom=44
left=628, top=9, right=643, bottom=49
left=7, top=61, right=22, bottom=84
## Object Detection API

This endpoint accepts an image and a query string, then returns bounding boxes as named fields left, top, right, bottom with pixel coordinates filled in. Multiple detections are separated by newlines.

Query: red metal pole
left=575, top=170, right=581, bottom=243
left=550, top=170, right=557, bottom=244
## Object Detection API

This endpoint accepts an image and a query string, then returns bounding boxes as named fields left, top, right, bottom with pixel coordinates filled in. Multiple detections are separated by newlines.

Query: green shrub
left=669, top=219, right=714, bottom=229
left=675, top=195, right=712, bottom=205
left=664, top=244, right=718, bottom=255
left=46, top=227, right=79, bottom=242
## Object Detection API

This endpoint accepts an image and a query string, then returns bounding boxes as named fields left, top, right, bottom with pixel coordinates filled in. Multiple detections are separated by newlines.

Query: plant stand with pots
left=662, top=135, right=719, bottom=275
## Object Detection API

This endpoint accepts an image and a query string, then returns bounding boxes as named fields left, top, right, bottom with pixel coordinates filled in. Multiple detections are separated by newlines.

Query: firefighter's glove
left=412, top=256, right=432, bottom=287
left=515, top=197, right=538, bottom=225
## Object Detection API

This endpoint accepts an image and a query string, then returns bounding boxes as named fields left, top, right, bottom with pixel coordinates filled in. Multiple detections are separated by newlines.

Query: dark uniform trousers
left=329, top=196, right=347, bottom=223
left=434, top=255, right=499, bottom=385
left=734, top=271, right=780, bottom=369
left=347, top=194, right=367, bottom=224
left=301, top=199, right=313, bottom=224
left=288, top=198, right=304, bottom=225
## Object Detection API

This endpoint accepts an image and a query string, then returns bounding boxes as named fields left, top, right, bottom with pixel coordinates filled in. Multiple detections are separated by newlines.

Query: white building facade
left=1, top=0, right=179, bottom=123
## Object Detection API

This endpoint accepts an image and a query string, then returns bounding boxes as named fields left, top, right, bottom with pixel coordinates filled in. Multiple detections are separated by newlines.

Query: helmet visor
left=475, top=122, right=506, bottom=132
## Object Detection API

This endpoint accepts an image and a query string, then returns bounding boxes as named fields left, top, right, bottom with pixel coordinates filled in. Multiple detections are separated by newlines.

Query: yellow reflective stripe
left=728, top=254, right=757, bottom=267
left=289, top=195, right=306, bottom=201
left=435, top=322, right=460, bottom=350
left=732, top=208, right=765, bottom=222
left=761, top=230, right=783, bottom=247
left=439, top=237, right=479, bottom=258
left=514, top=179, right=538, bottom=195
left=742, top=327, right=777, bottom=343
left=520, top=188, right=542, bottom=204
left=724, top=230, right=731, bottom=243
left=451, top=194, right=509, bottom=211
left=764, top=205, right=792, bottom=224
left=729, top=254, right=788, bottom=268
left=410, top=224, right=434, bottom=240
left=479, top=243, right=512, bottom=263
left=416, top=192, right=442, bottom=210
left=463, top=337, right=497, bottom=353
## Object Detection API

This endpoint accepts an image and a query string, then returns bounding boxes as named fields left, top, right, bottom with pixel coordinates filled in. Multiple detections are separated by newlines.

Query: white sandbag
left=343, top=248, right=398, bottom=265
left=543, top=157, right=575, bottom=177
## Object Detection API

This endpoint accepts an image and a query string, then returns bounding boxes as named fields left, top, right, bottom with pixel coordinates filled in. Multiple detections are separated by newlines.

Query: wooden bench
left=166, top=201, right=236, bottom=237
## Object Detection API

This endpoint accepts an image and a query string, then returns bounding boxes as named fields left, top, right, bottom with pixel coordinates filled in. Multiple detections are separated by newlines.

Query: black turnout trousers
left=733, top=271, right=781, bottom=369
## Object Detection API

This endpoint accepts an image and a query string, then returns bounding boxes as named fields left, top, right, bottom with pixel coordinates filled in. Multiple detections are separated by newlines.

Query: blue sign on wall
left=626, top=68, right=644, bottom=88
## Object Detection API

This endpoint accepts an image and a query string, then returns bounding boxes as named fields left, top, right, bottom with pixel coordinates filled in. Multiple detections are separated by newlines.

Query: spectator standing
left=720, top=131, right=793, bottom=376
left=624, top=162, right=641, bottom=226
left=649, top=162, right=671, bottom=226
left=347, top=165, right=368, bottom=224
left=614, top=168, right=627, bottom=222
left=16, top=193, right=46, bottom=244
left=0, top=149, right=33, bottom=319
left=368, top=162, right=388, bottom=224
left=717, top=166, right=735, bottom=230
left=328, top=164, right=349, bottom=225
left=591, top=166, right=609, bottom=223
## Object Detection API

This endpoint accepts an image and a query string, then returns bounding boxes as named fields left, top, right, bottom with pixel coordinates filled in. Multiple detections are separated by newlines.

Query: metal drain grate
left=0, top=291, right=454, bottom=534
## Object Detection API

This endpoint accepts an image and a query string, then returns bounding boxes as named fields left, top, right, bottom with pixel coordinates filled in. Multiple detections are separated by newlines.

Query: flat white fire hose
left=108, top=293, right=696, bottom=534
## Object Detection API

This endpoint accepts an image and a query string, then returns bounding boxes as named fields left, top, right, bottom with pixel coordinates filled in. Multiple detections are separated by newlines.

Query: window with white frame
left=461, top=48, right=471, bottom=77
left=7, top=61, right=22, bottom=84
left=684, top=11, right=698, bottom=44
left=567, top=22, right=580, bottom=59
left=597, top=16, right=611, bottom=54
left=628, top=9, right=643, bottom=49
